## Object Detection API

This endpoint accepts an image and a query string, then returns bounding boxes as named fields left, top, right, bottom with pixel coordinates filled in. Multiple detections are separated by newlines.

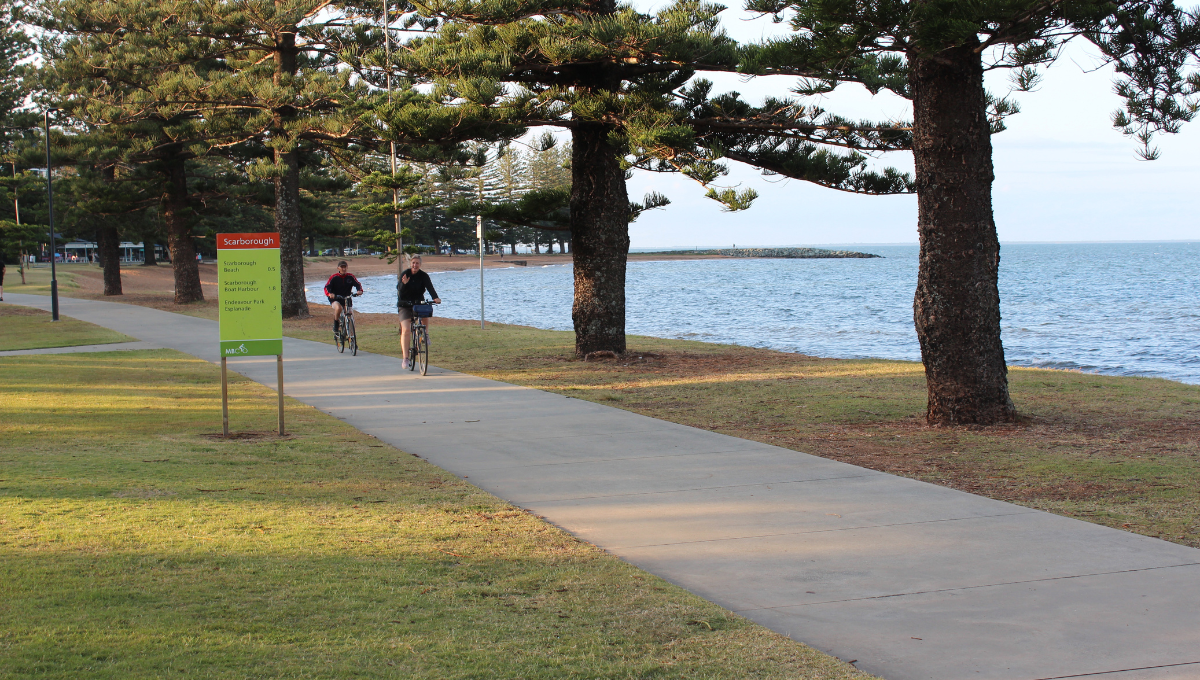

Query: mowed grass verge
left=0, top=263, right=81, bottom=296
left=0, top=350, right=872, bottom=680
left=0, top=304, right=135, bottom=350
left=285, top=311, right=1200, bottom=549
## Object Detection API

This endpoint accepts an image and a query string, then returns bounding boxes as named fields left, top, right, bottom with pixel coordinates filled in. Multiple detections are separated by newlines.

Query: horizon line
left=630, top=240, right=1198, bottom=250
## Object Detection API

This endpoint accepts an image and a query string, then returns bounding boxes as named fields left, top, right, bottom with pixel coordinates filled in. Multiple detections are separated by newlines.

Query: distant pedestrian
left=0, top=255, right=6, bottom=301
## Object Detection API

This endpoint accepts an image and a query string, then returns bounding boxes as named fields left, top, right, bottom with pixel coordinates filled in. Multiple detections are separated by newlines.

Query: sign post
left=477, top=215, right=485, bottom=329
left=217, top=233, right=284, bottom=436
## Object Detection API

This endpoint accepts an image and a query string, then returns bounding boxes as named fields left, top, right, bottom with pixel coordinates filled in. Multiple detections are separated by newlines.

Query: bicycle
left=405, top=299, right=437, bottom=375
left=332, top=292, right=361, bottom=356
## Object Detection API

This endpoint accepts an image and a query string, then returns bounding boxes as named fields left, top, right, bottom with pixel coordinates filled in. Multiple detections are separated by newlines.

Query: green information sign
left=217, top=232, right=282, bottom=357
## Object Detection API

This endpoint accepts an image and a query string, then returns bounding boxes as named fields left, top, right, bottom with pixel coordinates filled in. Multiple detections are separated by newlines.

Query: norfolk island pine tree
left=389, top=0, right=911, bottom=357
left=0, top=1, right=41, bottom=274
left=726, top=0, right=1200, bottom=425
left=36, top=0, right=274, bottom=303
left=38, top=0, right=395, bottom=314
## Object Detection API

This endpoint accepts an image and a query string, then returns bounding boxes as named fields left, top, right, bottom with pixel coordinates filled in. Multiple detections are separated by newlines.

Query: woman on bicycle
left=397, top=255, right=440, bottom=369
left=324, top=260, right=363, bottom=338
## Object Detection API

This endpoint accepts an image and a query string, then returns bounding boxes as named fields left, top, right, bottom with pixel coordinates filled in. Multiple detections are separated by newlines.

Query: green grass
left=0, top=304, right=134, bottom=350
left=0, top=350, right=872, bottom=679
left=1, top=263, right=80, bottom=296
left=286, top=315, right=1200, bottom=548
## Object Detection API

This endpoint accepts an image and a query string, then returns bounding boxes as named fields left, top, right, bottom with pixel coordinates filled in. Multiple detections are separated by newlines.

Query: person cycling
left=397, top=255, right=441, bottom=369
left=324, top=260, right=363, bottom=338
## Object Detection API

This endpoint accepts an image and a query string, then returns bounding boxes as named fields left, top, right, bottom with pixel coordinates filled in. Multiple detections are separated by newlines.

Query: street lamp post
left=477, top=215, right=484, bottom=329
left=44, top=109, right=59, bottom=321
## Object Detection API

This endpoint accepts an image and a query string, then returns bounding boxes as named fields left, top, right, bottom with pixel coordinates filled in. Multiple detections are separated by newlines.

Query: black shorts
left=397, top=305, right=414, bottom=321
left=329, top=296, right=353, bottom=307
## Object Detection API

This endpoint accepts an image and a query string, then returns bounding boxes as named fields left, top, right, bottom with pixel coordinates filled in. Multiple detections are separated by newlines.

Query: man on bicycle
left=397, top=255, right=440, bottom=369
left=324, top=260, right=363, bottom=338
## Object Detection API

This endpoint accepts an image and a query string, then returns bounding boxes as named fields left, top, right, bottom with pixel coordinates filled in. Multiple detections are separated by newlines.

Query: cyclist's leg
left=399, top=317, right=413, bottom=363
left=331, top=300, right=343, bottom=332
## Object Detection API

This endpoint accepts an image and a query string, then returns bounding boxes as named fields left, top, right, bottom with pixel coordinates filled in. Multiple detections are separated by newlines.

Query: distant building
left=59, top=241, right=168, bottom=264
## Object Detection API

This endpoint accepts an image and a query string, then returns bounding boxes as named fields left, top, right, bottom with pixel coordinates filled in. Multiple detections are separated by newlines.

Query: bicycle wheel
left=416, top=325, right=429, bottom=375
left=336, top=311, right=346, bottom=353
left=347, top=316, right=357, bottom=356
left=407, top=328, right=418, bottom=371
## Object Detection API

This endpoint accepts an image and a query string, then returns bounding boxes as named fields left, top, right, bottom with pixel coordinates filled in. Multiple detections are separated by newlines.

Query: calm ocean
left=307, top=242, right=1200, bottom=385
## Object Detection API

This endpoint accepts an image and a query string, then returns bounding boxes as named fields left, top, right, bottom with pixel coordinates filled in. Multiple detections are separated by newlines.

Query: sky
left=615, top=3, right=1200, bottom=248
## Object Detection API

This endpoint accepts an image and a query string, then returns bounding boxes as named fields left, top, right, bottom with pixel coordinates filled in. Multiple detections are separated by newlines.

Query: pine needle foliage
left=386, top=0, right=911, bottom=355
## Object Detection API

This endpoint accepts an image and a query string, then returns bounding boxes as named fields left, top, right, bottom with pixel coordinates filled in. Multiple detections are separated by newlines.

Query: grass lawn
left=283, top=311, right=1200, bottom=550
left=1, top=263, right=80, bottom=296
left=0, top=304, right=134, bottom=350
left=0, top=350, right=871, bottom=679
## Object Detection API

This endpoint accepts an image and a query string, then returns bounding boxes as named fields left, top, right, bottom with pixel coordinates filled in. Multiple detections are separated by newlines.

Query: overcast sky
left=617, top=3, right=1200, bottom=248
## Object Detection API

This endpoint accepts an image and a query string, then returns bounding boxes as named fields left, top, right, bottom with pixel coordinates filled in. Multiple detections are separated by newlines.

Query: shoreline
left=304, top=251, right=731, bottom=277
left=19, top=259, right=1198, bottom=386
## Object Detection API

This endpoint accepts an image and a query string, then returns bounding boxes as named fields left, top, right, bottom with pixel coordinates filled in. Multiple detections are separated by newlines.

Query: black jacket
left=397, top=269, right=438, bottom=305
left=324, top=272, right=363, bottom=298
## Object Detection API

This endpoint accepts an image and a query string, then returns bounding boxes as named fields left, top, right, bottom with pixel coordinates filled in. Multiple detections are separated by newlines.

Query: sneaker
left=402, top=359, right=410, bottom=369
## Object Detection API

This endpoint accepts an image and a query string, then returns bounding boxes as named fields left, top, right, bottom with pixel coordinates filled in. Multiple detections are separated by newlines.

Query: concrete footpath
left=5, top=293, right=1200, bottom=680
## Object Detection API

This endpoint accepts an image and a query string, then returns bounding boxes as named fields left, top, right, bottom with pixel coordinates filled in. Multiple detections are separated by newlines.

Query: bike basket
left=413, top=304, right=434, bottom=318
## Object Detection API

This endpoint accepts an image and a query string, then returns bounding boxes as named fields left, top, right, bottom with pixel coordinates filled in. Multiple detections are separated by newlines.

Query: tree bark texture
left=275, top=148, right=308, bottom=317
left=569, top=122, right=630, bottom=357
left=143, top=238, right=157, bottom=266
left=96, top=224, right=122, bottom=295
left=274, top=27, right=308, bottom=318
left=909, top=46, right=1015, bottom=425
left=161, top=157, right=204, bottom=304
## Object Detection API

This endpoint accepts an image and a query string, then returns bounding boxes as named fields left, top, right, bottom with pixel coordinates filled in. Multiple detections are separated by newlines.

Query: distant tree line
left=2, top=0, right=1197, bottom=425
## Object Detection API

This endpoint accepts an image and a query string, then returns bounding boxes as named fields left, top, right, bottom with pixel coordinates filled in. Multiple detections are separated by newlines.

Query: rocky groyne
left=669, top=247, right=881, bottom=259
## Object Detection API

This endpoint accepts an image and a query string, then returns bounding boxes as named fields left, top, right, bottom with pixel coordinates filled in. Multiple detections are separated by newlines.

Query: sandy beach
left=305, top=251, right=728, bottom=277
left=53, top=252, right=728, bottom=300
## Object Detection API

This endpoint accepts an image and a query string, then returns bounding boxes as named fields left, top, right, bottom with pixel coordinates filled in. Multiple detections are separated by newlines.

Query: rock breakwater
left=687, top=247, right=881, bottom=259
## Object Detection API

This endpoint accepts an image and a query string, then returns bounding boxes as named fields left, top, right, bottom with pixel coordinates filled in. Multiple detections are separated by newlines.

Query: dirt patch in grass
left=199, top=431, right=297, bottom=441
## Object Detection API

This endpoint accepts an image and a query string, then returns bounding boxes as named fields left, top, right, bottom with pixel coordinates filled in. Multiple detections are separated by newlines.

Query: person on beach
left=397, top=255, right=440, bottom=369
left=323, top=261, right=363, bottom=338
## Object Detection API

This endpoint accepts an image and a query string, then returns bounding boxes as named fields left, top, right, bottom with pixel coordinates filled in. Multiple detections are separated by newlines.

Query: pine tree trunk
left=274, top=27, right=308, bottom=319
left=909, top=46, right=1015, bottom=425
left=96, top=224, right=122, bottom=295
left=161, top=157, right=204, bottom=304
left=275, top=148, right=308, bottom=317
left=143, top=238, right=157, bottom=266
left=569, top=121, right=629, bottom=357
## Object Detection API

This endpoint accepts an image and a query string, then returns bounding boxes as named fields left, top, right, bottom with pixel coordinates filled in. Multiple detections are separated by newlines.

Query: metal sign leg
left=221, top=357, right=230, bottom=437
left=277, top=354, right=285, bottom=435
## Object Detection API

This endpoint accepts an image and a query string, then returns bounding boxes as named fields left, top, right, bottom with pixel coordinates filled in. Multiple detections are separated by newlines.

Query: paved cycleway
left=5, top=293, right=1200, bottom=680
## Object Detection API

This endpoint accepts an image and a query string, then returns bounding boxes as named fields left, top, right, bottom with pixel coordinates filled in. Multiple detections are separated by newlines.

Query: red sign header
left=217, top=233, right=280, bottom=250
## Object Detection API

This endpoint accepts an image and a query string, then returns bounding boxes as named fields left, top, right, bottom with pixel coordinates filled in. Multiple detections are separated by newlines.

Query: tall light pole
left=383, top=0, right=403, bottom=278
left=44, top=109, right=59, bottom=321
left=11, top=162, right=24, bottom=283
left=477, top=215, right=484, bottom=329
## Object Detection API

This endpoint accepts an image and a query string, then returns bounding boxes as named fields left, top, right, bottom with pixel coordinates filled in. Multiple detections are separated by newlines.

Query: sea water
left=306, top=242, right=1200, bottom=384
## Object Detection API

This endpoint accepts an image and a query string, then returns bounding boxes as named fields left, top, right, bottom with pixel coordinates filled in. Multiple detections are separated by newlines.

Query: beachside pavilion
left=56, top=241, right=168, bottom=263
